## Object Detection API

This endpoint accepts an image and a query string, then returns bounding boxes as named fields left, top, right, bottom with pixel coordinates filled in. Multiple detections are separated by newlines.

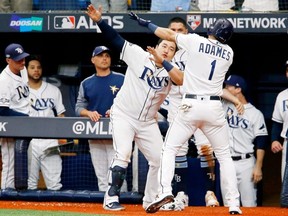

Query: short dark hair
left=26, top=54, right=42, bottom=68
left=168, top=17, right=188, bottom=29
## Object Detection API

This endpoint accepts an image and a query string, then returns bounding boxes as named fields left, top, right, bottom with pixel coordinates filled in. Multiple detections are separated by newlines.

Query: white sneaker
left=175, top=191, right=189, bottom=207
left=145, top=193, right=174, bottom=213
left=160, top=198, right=184, bottom=211
left=205, top=191, right=219, bottom=207
left=229, top=206, right=242, bottom=215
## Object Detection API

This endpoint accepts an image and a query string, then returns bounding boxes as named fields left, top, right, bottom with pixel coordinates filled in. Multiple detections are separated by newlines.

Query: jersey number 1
left=208, top=60, right=216, bottom=80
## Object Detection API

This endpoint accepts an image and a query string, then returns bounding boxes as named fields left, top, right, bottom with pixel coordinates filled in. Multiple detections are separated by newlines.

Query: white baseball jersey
left=198, top=0, right=235, bottom=11
left=29, top=81, right=65, bottom=118
left=272, top=89, right=288, bottom=139
left=113, top=41, right=172, bottom=121
left=0, top=65, right=30, bottom=114
left=224, top=101, right=268, bottom=154
left=272, top=88, right=288, bottom=180
left=176, top=33, right=233, bottom=96
left=242, top=0, right=278, bottom=11
left=168, top=48, right=187, bottom=123
left=29, top=81, right=65, bottom=149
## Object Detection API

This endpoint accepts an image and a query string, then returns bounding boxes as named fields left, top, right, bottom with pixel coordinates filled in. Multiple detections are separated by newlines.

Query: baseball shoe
left=160, top=198, right=184, bottom=211
left=103, top=202, right=125, bottom=211
left=175, top=191, right=189, bottom=207
left=145, top=194, right=174, bottom=213
left=205, top=191, right=219, bottom=207
left=229, top=206, right=242, bottom=215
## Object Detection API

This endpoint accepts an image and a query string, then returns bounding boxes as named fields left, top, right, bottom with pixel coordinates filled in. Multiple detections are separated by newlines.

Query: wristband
left=148, top=23, right=158, bottom=33
left=162, top=60, right=174, bottom=72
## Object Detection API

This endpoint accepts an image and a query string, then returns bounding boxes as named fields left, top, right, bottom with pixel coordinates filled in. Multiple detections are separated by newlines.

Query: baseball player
left=86, top=4, right=182, bottom=211
left=159, top=17, right=218, bottom=210
left=223, top=75, right=268, bottom=207
left=0, top=43, right=30, bottom=190
left=271, top=60, right=288, bottom=181
left=130, top=13, right=243, bottom=214
left=75, top=45, right=127, bottom=192
left=26, top=55, right=65, bottom=190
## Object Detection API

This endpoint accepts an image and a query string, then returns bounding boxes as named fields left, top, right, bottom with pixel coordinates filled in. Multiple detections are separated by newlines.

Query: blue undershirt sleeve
left=271, top=120, right=283, bottom=142
left=0, top=107, right=28, bottom=116
left=97, top=19, right=125, bottom=53
left=254, top=135, right=268, bottom=150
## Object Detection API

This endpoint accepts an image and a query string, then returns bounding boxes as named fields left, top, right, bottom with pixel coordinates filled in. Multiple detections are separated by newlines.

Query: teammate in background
left=0, top=0, right=32, bottom=12
left=271, top=60, right=288, bottom=181
left=130, top=13, right=243, bottom=214
left=90, top=0, right=127, bottom=12
left=75, top=45, right=127, bottom=192
left=241, top=0, right=278, bottom=11
left=223, top=75, right=268, bottom=206
left=26, top=55, right=65, bottom=190
left=0, top=43, right=30, bottom=189
left=86, top=4, right=182, bottom=211
left=160, top=17, right=219, bottom=210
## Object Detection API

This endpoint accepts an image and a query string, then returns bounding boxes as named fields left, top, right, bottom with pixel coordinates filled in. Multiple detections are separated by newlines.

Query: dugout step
left=0, top=189, right=143, bottom=203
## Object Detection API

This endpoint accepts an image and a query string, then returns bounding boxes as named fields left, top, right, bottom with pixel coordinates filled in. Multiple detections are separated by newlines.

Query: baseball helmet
left=207, top=18, right=234, bottom=44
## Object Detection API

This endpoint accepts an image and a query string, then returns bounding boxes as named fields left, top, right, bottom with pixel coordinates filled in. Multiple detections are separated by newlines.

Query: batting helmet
left=207, top=18, right=234, bottom=44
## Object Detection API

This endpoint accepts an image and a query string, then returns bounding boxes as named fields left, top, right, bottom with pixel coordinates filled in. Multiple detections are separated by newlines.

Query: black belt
left=185, top=94, right=221, bottom=101
left=231, top=154, right=252, bottom=161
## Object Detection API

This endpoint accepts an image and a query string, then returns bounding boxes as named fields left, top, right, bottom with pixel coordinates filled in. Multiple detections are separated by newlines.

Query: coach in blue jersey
left=75, top=45, right=127, bottom=192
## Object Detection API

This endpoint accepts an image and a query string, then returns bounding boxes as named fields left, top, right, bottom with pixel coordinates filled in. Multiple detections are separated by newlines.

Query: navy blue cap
left=5, top=43, right=30, bottom=61
left=224, top=75, right=247, bottom=92
left=92, top=46, right=110, bottom=57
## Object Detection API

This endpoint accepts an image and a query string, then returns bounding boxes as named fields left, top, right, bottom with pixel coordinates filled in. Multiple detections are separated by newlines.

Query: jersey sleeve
left=120, top=41, right=148, bottom=68
left=54, top=87, right=66, bottom=116
left=75, top=82, right=88, bottom=116
left=253, top=111, right=268, bottom=137
left=272, top=93, right=284, bottom=124
left=0, top=79, right=11, bottom=108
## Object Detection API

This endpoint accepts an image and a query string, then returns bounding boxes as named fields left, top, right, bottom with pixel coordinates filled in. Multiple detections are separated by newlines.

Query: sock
left=173, top=155, right=188, bottom=195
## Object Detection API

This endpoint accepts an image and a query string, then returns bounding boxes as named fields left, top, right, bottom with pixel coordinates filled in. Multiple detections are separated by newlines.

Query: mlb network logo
left=54, top=16, right=75, bottom=29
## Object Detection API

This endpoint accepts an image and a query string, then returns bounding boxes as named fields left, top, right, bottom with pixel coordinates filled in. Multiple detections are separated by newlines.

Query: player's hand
left=271, top=140, right=283, bottom=153
left=234, top=100, right=244, bottom=115
left=86, top=4, right=102, bottom=22
left=129, top=12, right=151, bottom=27
left=88, top=111, right=102, bottom=122
left=146, top=46, right=164, bottom=67
left=105, top=109, right=110, bottom=118
left=252, top=166, right=263, bottom=184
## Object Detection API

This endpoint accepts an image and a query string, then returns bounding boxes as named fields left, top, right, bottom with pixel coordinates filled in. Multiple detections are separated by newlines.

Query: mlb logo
left=54, top=16, right=75, bottom=29
left=187, top=15, right=201, bottom=30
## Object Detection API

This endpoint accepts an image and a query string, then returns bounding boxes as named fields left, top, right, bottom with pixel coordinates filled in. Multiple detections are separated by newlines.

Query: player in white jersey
left=130, top=13, right=243, bottom=214
left=0, top=43, right=30, bottom=190
left=26, top=55, right=65, bottom=190
left=223, top=75, right=268, bottom=207
left=271, top=60, right=288, bottom=181
left=159, top=17, right=219, bottom=210
left=86, top=4, right=183, bottom=211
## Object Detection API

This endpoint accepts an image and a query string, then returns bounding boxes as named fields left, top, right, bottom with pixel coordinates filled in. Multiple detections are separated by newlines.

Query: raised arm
left=129, top=12, right=177, bottom=43
left=86, top=4, right=125, bottom=53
